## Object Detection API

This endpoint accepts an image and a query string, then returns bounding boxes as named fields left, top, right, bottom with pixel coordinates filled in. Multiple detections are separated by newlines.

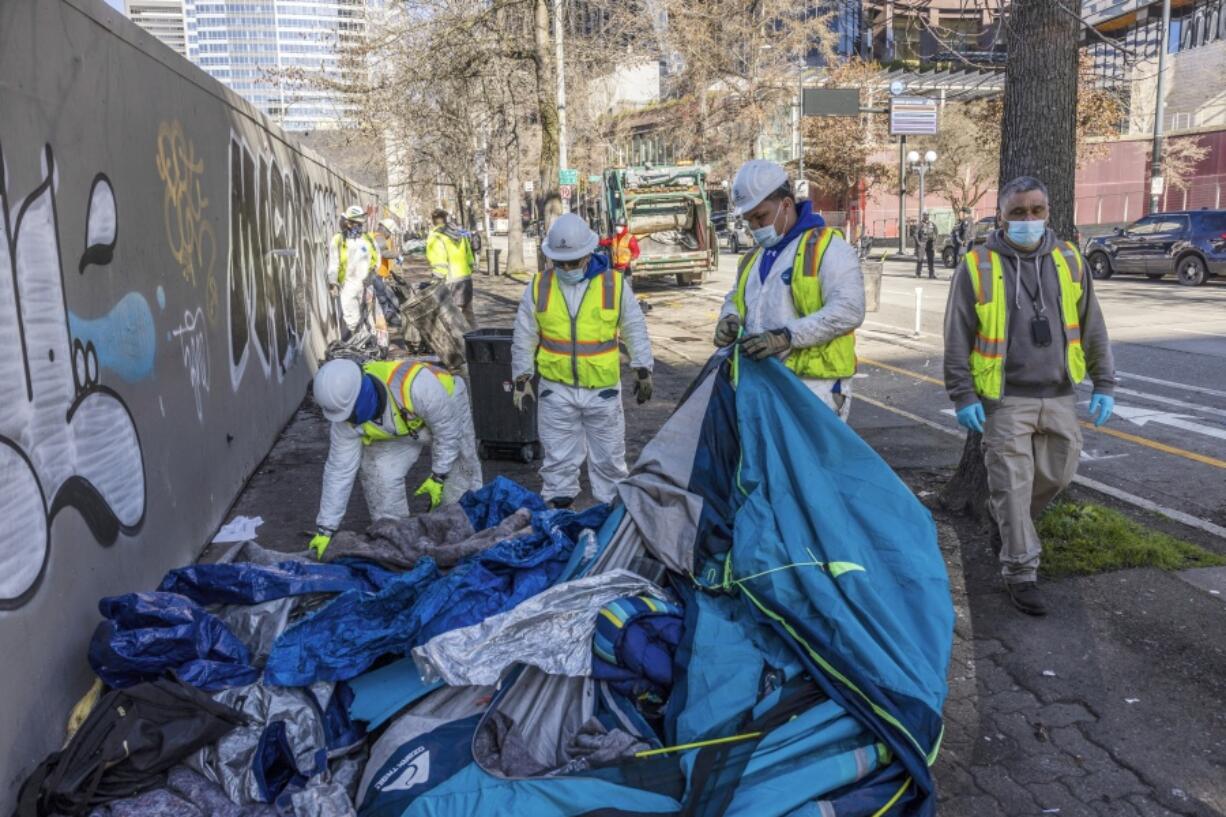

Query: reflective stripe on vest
left=732, top=227, right=856, bottom=380
left=334, top=233, right=378, bottom=285
left=964, top=242, right=1086, bottom=401
left=357, top=360, right=455, bottom=445
left=533, top=267, right=623, bottom=388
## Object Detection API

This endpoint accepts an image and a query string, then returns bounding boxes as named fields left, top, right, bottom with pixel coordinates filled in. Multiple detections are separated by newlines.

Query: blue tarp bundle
left=88, top=592, right=260, bottom=691
left=264, top=493, right=610, bottom=687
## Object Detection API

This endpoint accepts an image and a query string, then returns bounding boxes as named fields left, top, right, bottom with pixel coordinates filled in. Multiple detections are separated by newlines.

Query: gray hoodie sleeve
left=1076, top=268, right=1116, bottom=395
left=943, top=259, right=981, bottom=409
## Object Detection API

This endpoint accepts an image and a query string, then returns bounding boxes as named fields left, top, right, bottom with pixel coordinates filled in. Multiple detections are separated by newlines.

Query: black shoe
left=928, top=274, right=937, bottom=280
left=1006, top=581, right=1047, bottom=616
left=547, top=496, right=574, bottom=510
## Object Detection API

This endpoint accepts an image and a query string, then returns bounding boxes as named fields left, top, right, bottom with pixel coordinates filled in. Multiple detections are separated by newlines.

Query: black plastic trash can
left=464, top=328, right=539, bottom=463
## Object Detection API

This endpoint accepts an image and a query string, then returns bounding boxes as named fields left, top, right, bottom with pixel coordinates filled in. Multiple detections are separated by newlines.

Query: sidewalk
left=224, top=270, right=1226, bottom=817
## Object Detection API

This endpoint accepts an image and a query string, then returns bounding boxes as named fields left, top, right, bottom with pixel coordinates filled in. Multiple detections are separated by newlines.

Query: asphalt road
left=624, top=244, right=1226, bottom=538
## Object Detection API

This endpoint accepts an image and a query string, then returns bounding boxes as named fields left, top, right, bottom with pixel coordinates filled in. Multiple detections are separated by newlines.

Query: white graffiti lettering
left=171, top=307, right=210, bottom=422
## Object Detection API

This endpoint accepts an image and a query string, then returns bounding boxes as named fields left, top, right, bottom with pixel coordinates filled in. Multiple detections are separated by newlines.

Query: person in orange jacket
left=599, top=218, right=640, bottom=276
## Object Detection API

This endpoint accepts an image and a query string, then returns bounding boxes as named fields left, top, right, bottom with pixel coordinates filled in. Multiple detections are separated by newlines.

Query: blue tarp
left=264, top=501, right=611, bottom=687
left=460, top=476, right=548, bottom=531
left=88, top=592, right=259, bottom=691
left=158, top=559, right=400, bottom=606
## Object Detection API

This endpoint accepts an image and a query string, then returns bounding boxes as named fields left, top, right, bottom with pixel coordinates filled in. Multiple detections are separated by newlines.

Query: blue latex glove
left=1089, top=393, right=1114, bottom=427
left=955, top=402, right=986, bottom=434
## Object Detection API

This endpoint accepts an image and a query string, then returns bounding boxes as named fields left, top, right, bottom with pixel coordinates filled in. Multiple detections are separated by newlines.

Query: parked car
left=940, top=216, right=997, bottom=267
left=709, top=190, right=753, bottom=253
left=1083, top=210, right=1226, bottom=286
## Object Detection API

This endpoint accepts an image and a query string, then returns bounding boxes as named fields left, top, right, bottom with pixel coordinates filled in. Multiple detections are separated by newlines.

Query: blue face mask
left=350, top=375, right=380, bottom=425
left=751, top=201, right=786, bottom=248
left=1005, top=219, right=1046, bottom=247
left=556, top=258, right=588, bottom=285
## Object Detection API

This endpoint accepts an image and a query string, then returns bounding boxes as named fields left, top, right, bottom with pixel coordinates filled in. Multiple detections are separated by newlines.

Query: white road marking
left=1110, top=386, right=1226, bottom=420
left=1113, top=403, right=1226, bottom=443
left=856, top=394, right=1226, bottom=541
left=1118, top=371, right=1226, bottom=400
left=1162, top=326, right=1226, bottom=339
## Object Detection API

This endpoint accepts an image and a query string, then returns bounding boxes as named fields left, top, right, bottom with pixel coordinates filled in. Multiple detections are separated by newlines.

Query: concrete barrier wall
left=0, top=0, right=377, bottom=802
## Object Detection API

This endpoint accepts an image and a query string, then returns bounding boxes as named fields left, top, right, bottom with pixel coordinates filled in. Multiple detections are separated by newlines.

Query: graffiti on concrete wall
left=0, top=144, right=148, bottom=608
left=170, top=306, right=210, bottom=422
left=157, top=121, right=218, bottom=323
left=227, top=131, right=356, bottom=392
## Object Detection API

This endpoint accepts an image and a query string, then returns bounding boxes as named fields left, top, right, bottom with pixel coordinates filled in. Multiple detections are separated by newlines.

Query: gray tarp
left=411, top=569, right=668, bottom=687
left=324, top=506, right=531, bottom=571
left=187, top=682, right=336, bottom=805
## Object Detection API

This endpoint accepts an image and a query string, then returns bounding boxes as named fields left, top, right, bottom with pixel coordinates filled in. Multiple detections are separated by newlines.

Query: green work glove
left=512, top=374, right=535, bottom=412
left=741, top=328, right=792, bottom=361
left=634, top=368, right=653, bottom=404
left=415, top=473, right=446, bottom=511
left=713, top=314, right=741, bottom=348
left=308, top=532, right=332, bottom=559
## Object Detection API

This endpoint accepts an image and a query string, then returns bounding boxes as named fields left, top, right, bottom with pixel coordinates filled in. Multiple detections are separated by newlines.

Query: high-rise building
left=124, top=0, right=188, bottom=57
left=180, top=1, right=369, bottom=132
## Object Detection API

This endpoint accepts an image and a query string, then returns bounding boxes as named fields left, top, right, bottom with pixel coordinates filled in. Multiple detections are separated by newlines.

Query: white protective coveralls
left=719, top=233, right=865, bottom=420
left=511, top=274, right=653, bottom=503
left=315, top=368, right=483, bottom=531
left=327, top=232, right=379, bottom=332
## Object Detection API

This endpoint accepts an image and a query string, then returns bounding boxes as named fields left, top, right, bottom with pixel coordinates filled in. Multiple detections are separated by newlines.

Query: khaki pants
left=982, top=395, right=1082, bottom=584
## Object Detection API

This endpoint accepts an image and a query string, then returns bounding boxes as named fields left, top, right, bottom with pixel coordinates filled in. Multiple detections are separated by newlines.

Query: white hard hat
left=731, top=160, right=790, bottom=215
left=343, top=205, right=365, bottom=221
left=541, top=213, right=599, bottom=262
left=314, top=359, right=363, bottom=422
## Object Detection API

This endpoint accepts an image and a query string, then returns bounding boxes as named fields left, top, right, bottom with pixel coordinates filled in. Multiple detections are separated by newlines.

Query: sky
left=103, top=0, right=124, bottom=11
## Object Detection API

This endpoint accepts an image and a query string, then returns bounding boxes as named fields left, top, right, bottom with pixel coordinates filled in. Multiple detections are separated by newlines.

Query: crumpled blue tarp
left=158, top=558, right=400, bottom=606
left=89, top=592, right=259, bottom=691
left=263, top=500, right=611, bottom=687
left=460, top=476, right=548, bottom=531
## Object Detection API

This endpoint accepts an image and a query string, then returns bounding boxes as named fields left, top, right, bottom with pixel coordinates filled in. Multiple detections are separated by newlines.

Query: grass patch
left=1037, top=501, right=1226, bottom=577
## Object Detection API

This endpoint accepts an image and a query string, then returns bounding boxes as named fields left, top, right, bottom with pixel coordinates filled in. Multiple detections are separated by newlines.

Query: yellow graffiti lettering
left=156, top=120, right=218, bottom=322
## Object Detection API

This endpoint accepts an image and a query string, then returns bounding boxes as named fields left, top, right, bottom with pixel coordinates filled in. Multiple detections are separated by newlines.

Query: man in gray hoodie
left=943, top=176, right=1116, bottom=616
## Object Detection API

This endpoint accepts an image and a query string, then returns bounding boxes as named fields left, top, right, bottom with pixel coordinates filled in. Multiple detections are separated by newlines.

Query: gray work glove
left=713, top=314, right=741, bottom=348
left=512, top=374, right=534, bottom=411
left=741, top=328, right=792, bottom=361
left=634, top=368, right=653, bottom=404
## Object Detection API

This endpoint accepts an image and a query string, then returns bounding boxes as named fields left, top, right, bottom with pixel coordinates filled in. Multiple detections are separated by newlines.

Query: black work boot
left=1006, top=581, right=1047, bottom=616
left=547, top=496, right=575, bottom=510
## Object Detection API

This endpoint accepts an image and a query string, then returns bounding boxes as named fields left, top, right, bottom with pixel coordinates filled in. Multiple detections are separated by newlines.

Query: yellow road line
left=859, top=358, right=1226, bottom=471
left=860, top=356, right=944, bottom=386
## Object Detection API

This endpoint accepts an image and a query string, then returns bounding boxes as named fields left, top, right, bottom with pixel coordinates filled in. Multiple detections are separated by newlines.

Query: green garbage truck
left=601, top=164, right=718, bottom=286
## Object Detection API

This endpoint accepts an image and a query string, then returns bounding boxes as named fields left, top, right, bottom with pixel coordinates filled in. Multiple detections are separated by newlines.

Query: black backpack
left=14, top=678, right=245, bottom=816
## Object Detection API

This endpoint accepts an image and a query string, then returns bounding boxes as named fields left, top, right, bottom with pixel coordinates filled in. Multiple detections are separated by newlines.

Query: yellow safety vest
left=611, top=232, right=634, bottom=268
left=733, top=227, right=857, bottom=379
left=332, top=232, right=378, bottom=285
left=426, top=228, right=474, bottom=280
left=533, top=267, right=624, bottom=388
left=964, top=242, right=1087, bottom=400
left=357, top=360, right=455, bottom=445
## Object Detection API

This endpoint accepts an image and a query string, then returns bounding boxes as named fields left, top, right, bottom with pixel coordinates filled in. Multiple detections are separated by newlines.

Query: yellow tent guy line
left=871, top=777, right=913, bottom=817
left=633, top=731, right=763, bottom=759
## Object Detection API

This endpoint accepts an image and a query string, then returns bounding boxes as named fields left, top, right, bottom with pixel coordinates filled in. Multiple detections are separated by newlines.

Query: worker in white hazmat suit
left=327, top=205, right=379, bottom=334
left=308, top=358, right=483, bottom=557
left=511, top=213, right=654, bottom=508
left=715, top=160, right=865, bottom=420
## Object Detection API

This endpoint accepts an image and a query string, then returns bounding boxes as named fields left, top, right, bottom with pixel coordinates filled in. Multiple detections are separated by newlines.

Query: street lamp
left=907, top=150, right=938, bottom=229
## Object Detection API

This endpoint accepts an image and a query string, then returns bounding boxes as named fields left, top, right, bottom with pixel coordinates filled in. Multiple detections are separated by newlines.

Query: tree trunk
left=533, top=0, right=559, bottom=197
left=997, top=0, right=1079, bottom=241
left=943, top=0, right=1079, bottom=522
left=506, top=131, right=528, bottom=274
